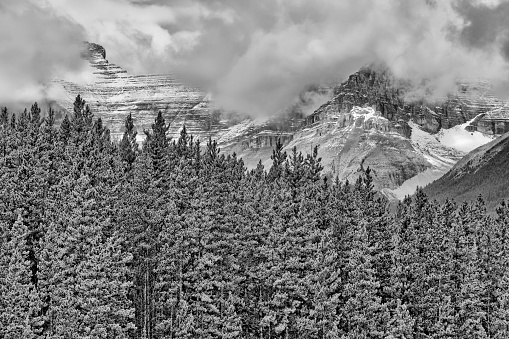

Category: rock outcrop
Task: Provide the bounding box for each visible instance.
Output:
[288,107,432,190]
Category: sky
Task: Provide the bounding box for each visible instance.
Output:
[2,0,509,116]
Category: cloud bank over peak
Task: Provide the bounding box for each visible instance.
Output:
[5,0,509,116]
[0,0,87,107]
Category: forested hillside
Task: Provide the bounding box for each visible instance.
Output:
[424,132,509,211]
[2,96,509,338]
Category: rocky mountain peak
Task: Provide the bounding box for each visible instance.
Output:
[309,66,509,137]
[81,41,106,61]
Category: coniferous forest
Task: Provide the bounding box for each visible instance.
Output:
[2,96,509,339]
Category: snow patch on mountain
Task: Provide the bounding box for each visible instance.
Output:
[385,122,461,199]
[409,122,461,169]
[386,119,494,199]
[437,115,495,153]
[350,106,388,123]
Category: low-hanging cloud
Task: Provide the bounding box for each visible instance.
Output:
[9,0,509,116]
[0,0,87,108]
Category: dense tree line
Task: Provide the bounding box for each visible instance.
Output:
[1,96,509,338]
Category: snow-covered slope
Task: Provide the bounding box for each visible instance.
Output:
[387,122,464,199]
[386,117,495,199]
[437,115,494,153]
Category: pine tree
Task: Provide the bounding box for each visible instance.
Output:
[386,300,414,339]
[424,198,457,337]
[10,113,16,129]
[59,114,71,142]
[39,175,135,338]
[30,102,41,125]
[339,173,390,338]
[454,202,488,338]
[143,111,169,178]
[70,95,93,142]
[1,107,8,126]
[45,108,55,127]
[120,113,138,170]
[267,138,287,182]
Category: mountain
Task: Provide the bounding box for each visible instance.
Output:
[307,67,509,135]
[49,42,220,141]
[269,68,502,194]
[424,132,509,210]
[46,42,509,196]
[48,42,320,146]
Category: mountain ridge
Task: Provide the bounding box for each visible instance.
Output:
[424,131,509,210]
[46,42,509,195]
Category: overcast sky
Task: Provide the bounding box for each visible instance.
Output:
[2,0,509,115]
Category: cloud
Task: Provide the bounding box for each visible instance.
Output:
[0,0,86,107]
[209,0,509,113]
[6,0,509,115]
[452,0,509,58]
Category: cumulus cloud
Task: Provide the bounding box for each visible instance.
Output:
[5,0,509,115]
[0,0,86,107]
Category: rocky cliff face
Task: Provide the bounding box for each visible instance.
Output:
[283,67,508,194]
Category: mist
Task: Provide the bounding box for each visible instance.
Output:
[6,0,509,116]
[0,0,87,109]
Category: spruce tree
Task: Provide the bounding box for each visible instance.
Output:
[144,111,169,178]
[10,113,16,129]
[59,114,71,142]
